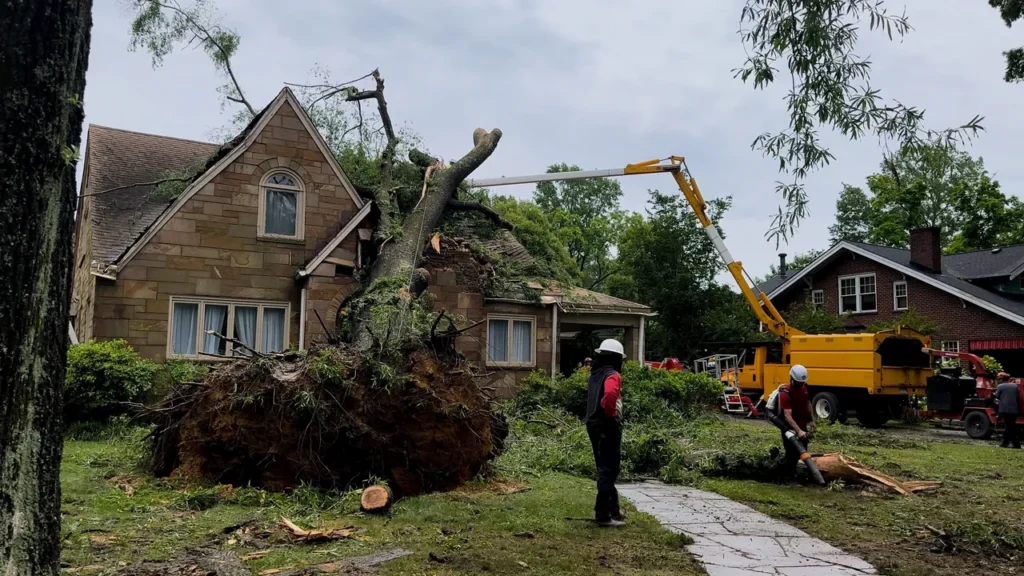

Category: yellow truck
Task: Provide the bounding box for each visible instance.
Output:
[468,156,935,427]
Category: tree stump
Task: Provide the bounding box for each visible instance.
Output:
[360,485,393,513]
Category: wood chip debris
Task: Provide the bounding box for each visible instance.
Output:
[279,517,360,542]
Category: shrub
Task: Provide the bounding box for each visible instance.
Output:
[65,340,159,423]
[501,364,725,482]
[508,361,723,423]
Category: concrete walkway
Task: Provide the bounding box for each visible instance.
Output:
[619,481,876,575]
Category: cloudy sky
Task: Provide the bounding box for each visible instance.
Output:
[81,0,1023,282]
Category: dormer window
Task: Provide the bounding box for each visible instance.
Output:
[259,170,304,240]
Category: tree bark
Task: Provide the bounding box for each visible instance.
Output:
[0,1,93,574]
[354,129,501,349]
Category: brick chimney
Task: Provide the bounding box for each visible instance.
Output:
[910,227,941,272]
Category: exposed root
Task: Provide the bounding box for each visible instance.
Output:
[146,344,507,495]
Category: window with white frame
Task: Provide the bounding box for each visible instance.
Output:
[940,340,960,368]
[486,315,535,367]
[258,170,304,240]
[811,290,825,307]
[838,273,877,313]
[893,280,908,311]
[168,297,289,358]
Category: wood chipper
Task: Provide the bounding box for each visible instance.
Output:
[468,157,934,427]
[918,348,1024,439]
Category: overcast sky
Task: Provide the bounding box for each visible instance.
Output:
[81,0,1023,283]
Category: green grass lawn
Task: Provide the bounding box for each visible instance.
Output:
[692,418,1024,576]
[60,435,702,575]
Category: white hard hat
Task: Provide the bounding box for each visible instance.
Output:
[789,364,808,383]
[595,339,625,357]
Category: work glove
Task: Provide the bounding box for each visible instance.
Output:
[615,398,623,423]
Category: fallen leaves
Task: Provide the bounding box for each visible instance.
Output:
[279,517,361,543]
[88,533,117,549]
[107,475,141,498]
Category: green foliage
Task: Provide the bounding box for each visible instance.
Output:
[989,0,1024,82]
[865,308,942,336]
[785,296,848,334]
[488,195,581,286]
[829,142,1024,252]
[738,0,983,243]
[152,162,207,201]
[163,359,209,383]
[982,355,1004,373]
[306,348,350,385]
[828,184,871,244]
[533,164,627,290]
[65,340,159,423]
[509,363,724,426]
[61,145,80,166]
[339,275,437,355]
[129,0,253,126]
[611,191,752,358]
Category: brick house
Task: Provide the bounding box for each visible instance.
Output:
[71,87,651,397]
[759,228,1024,374]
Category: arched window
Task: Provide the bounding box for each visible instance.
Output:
[259,170,304,240]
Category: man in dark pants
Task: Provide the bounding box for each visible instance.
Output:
[993,372,1021,449]
[585,339,625,527]
[766,365,816,478]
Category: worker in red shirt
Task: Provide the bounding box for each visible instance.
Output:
[773,365,816,478]
[585,339,625,527]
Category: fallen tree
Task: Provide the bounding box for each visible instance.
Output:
[125,2,516,495]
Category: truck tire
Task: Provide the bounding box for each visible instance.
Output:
[812,392,841,424]
[964,411,994,440]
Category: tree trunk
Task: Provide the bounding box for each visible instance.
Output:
[0,1,93,574]
[359,484,392,513]
[354,128,501,349]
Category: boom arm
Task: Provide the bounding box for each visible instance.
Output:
[467,157,801,340]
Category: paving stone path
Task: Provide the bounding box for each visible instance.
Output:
[619,481,876,575]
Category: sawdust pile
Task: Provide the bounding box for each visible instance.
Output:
[148,345,505,495]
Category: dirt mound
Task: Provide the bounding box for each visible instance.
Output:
[149,346,504,495]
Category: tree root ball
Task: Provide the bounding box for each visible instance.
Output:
[147,346,506,496]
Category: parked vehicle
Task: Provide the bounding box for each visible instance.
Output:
[917,348,1024,439]
[469,157,934,427]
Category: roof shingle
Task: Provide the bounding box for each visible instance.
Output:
[85,125,218,265]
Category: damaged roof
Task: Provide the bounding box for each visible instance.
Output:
[481,230,535,265]
[84,125,218,265]
[536,283,654,315]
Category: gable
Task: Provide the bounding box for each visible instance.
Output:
[112,87,363,273]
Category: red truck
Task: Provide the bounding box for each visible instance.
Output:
[919,348,1023,439]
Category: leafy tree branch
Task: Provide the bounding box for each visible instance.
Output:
[738,0,984,244]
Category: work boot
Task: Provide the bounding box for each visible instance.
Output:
[596,519,626,528]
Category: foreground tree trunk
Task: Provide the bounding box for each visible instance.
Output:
[0,1,93,574]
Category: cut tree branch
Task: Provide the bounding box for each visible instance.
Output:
[81,176,193,197]
[446,200,514,230]
[344,69,395,147]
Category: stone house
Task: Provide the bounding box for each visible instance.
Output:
[71,87,652,397]
[759,228,1024,375]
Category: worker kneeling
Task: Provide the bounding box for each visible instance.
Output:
[585,339,626,527]
[766,365,823,484]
